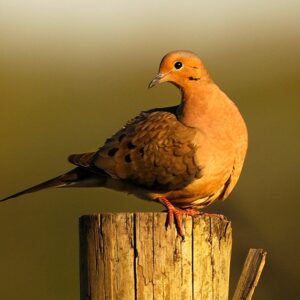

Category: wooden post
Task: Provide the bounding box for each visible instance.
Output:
[233,248,267,300]
[79,212,232,300]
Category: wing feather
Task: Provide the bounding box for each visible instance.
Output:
[89,107,203,190]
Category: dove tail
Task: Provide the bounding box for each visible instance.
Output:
[0,176,65,202]
[0,167,101,202]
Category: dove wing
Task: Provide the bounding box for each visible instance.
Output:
[68,107,202,191]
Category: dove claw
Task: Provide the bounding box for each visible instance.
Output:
[159,197,201,237]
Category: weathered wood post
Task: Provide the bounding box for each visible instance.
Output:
[79,212,232,300]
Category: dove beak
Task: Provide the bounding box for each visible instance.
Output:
[148,73,168,88]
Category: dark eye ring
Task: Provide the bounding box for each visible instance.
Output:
[174,61,183,69]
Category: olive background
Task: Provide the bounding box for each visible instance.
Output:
[0,1,299,299]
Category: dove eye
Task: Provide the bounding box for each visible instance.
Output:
[174,61,183,69]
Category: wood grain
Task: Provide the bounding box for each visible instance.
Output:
[80,212,232,300]
[233,248,267,300]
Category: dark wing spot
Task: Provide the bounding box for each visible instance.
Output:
[139,147,144,157]
[125,154,131,163]
[105,137,114,143]
[108,148,119,157]
[118,134,126,142]
[127,141,136,149]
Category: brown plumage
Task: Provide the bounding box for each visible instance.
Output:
[1,50,248,236]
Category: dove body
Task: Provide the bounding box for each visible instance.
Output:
[126,81,248,209]
[1,51,248,221]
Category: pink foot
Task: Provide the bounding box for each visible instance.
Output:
[158,197,200,237]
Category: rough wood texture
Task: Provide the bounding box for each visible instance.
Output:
[79,212,232,300]
[233,248,267,300]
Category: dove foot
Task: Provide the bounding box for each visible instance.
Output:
[158,197,200,237]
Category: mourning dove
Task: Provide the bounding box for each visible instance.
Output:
[1,50,248,236]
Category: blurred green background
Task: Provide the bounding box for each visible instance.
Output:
[0,1,299,299]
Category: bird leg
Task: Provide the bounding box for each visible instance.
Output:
[158,197,200,237]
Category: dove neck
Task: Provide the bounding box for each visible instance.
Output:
[177,83,219,128]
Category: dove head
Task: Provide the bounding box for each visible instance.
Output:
[149,50,211,89]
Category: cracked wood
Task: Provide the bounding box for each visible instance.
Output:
[79,212,232,300]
